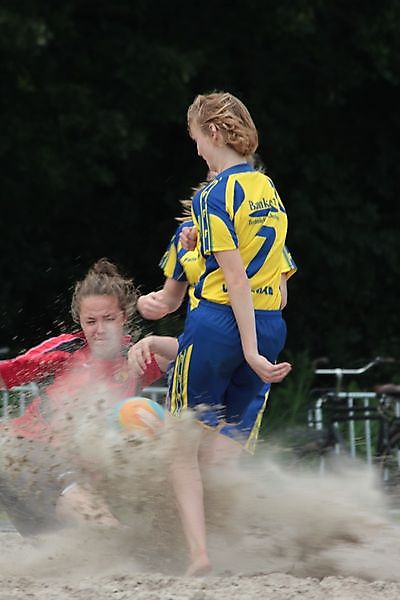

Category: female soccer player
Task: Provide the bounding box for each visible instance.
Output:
[131,94,290,574]
[152,91,292,575]
[0,258,168,535]
[136,202,297,455]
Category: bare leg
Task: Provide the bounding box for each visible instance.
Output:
[169,420,211,576]
[169,422,243,575]
[199,430,245,548]
[55,483,120,527]
[199,429,243,469]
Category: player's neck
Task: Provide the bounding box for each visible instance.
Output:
[214,148,247,174]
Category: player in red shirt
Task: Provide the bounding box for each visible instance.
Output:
[0,258,168,535]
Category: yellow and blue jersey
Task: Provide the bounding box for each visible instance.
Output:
[191,163,288,310]
[159,221,204,309]
[163,182,296,452]
[281,245,297,280]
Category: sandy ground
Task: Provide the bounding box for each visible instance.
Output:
[1,538,400,600]
[1,513,400,600]
[2,400,400,599]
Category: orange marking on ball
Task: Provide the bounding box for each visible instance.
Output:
[114,397,165,438]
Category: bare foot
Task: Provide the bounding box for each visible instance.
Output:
[185,553,212,577]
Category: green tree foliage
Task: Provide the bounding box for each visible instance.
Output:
[0,0,399,363]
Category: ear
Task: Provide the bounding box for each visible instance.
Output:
[208,123,218,138]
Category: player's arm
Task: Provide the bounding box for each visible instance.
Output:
[214,249,291,384]
[137,279,188,320]
[159,278,189,313]
[138,221,192,320]
[137,291,169,320]
[0,335,81,388]
[279,273,288,310]
[153,354,172,375]
[0,351,66,388]
[128,336,179,376]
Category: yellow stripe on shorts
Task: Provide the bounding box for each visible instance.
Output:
[170,344,193,415]
[244,388,270,454]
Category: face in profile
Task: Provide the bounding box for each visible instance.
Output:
[79,295,126,358]
[189,121,218,172]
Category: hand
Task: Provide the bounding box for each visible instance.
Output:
[128,338,154,375]
[180,226,197,251]
[245,353,292,383]
[137,292,170,320]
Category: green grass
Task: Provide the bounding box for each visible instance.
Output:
[260,349,315,437]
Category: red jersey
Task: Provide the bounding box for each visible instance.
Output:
[0,332,163,442]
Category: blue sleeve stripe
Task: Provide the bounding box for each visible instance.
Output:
[172,263,186,280]
[233,180,245,214]
[199,187,212,254]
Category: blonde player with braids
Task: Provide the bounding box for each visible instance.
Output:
[135,92,292,575]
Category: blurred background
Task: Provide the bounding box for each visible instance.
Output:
[1,1,399,406]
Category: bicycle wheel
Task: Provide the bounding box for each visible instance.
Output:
[379,429,400,505]
[274,425,337,471]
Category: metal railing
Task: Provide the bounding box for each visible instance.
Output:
[306,357,400,470]
[307,391,388,466]
[1,384,40,419]
[0,385,169,420]
[141,386,168,405]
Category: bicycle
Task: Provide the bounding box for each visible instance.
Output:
[372,385,400,501]
[297,357,399,479]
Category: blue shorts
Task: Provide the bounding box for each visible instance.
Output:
[169,299,286,446]
[220,383,270,453]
